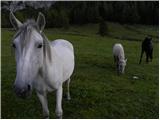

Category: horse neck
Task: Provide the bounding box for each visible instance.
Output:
[119,54,125,60]
[43,42,53,66]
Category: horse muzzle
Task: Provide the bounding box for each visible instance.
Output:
[13,84,32,99]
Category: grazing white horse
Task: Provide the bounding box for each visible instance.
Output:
[10,12,75,118]
[113,43,127,74]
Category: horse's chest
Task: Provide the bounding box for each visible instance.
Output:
[45,65,63,89]
[34,77,59,93]
[34,67,63,93]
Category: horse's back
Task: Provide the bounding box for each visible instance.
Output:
[51,39,74,52]
[51,39,74,82]
[113,43,124,57]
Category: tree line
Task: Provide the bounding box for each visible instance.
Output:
[1,1,159,28]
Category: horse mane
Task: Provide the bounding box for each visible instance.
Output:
[12,19,52,61]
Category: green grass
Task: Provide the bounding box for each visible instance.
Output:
[1,22,159,118]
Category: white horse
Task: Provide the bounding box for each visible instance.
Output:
[10,12,75,118]
[113,43,127,74]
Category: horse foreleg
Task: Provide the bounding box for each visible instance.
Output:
[55,86,63,119]
[146,52,149,63]
[113,56,116,63]
[150,48,153,62]
[116,62,120,75]
[66,78,71,100]
[37,92,49,119]
[139,50,144,64]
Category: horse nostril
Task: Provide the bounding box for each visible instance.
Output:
[28,84,31,91]
[20,89,25,94]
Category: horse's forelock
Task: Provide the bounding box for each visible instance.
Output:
[12,19,52,61]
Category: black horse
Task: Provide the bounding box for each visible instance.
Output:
[139,36,153,64]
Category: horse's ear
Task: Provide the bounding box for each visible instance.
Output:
[37,12,46,33]
[10,12,23,30]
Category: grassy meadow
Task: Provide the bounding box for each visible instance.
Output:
[1,22,159,118]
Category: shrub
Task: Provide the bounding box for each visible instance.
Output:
[98,18,108,36]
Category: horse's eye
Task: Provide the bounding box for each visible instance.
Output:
[12,43,16,48]
[37,43,43,48]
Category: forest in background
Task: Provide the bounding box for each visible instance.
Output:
[1,1,159,28]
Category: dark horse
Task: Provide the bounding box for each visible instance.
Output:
[139,36,153,64]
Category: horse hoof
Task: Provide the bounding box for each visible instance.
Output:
[56,115,62,119]
[55,111,63,119]
[67,97,71,101]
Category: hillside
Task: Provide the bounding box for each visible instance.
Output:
[45,22,158,42]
